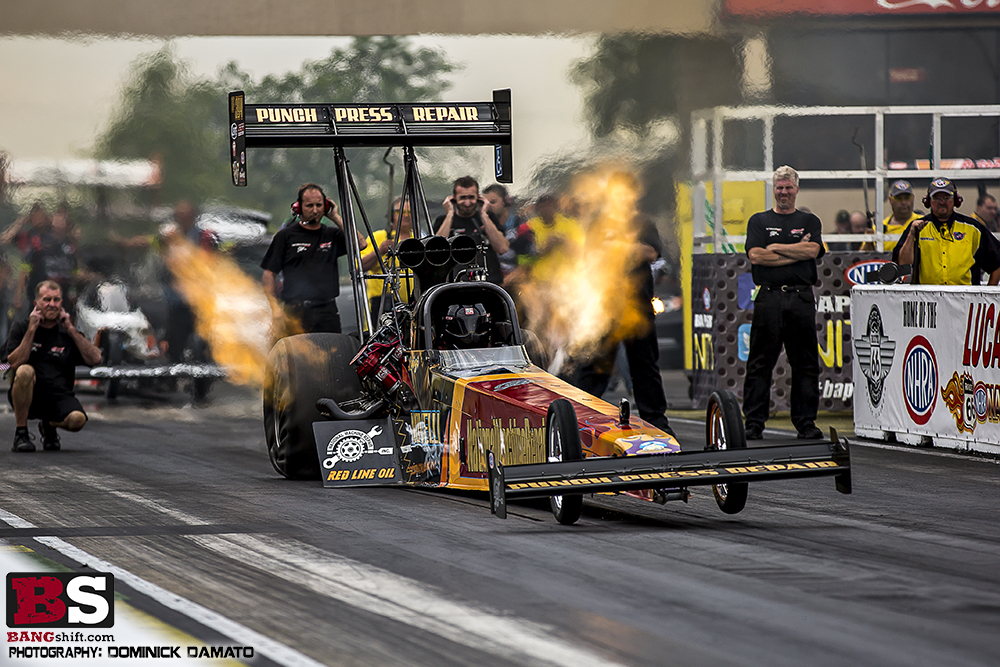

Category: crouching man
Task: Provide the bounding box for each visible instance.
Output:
[4,280,102,452]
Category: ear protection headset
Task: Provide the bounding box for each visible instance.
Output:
[291,183,335,217]
[922,179,963,209]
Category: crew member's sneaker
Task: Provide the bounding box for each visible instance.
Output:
[39,422,61,451]
[745,425,764,440]
[797,425,824,440]
[12,428,35,453]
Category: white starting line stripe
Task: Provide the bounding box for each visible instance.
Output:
[0,507,326,667]
[3,482,626,667]
[189,532,625,667]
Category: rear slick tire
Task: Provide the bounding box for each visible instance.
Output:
[263,333,362,480]
[546,399,584,525]
[705,390,749,515]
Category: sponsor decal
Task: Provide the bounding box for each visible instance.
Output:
[738,323,752,361]
[322,424,390,469]
[400,411,442,484]
[693,313,713,329]
[902,300,938,328]
[464,418,545,473]
[230,93,243,121]
[325,467,396,481]
[410,106,480,122]
[854,305,896,411]
[902,335,938,425]
[820,380,854,401]
[953,231,965,240]
[230,122,238,139]
[507,460,841,490]
[255,107,319,123]
[702,287,711,311]
[614,433,679,454]
[962,302,1000,369]
[845,259,890,286]
[332,106,393,123]
[6,573,114,628]
[941,372,1000,434]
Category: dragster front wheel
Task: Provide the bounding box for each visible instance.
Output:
[547,399,584,525]
[705,390,749,514]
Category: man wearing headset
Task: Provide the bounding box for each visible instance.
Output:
[261,183,367,336]
[893,178,1000,286]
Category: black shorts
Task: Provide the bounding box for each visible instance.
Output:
[7,386,86,423]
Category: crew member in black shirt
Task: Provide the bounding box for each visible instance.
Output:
[573,172,676,438]
[261,183,366,336]
[434,176,510,285]
[743,166,824,440]
[4,280,102,452]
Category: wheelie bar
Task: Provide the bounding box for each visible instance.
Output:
[486,429,851,520]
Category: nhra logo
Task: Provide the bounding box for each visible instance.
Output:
[902,335,938,425]
[854,305,896,411]
[6,573,114,628]
[844,260,889,286]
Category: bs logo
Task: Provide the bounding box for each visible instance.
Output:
[6,573,114,628]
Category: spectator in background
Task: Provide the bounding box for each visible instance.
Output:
[974,193,998,234]
[1,201,50,255]
[572,173,676,438]
[849,210,875,251]
[827,209,852,251]
[360,196,414,323]
[16,202,82,316]
[883,180,921,252]
[893,178,1000,286]
[434,176,509,285]
[515,193,585,277]
[483,183,525,278]
[113,201,219,359]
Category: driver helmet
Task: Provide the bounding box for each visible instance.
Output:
[443,303,492,348]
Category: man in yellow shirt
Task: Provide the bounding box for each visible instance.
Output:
[360,197,415,323]
[882,180,921,252]
[516,194,584,281]
[893,178,1000,286]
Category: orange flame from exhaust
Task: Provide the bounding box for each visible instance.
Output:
[517,166,650,364]
[163,238,279,389]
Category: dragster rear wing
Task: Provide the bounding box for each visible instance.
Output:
[228,89,513,184]
[486,432,852,519]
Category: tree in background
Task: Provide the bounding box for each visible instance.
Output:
[532,34,742,216]
[96,46,223,206]
[239,36,459,224]
[95,37,458,229]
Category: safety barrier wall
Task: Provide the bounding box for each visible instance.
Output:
[852,285,1000,455]
[690,250,891,412]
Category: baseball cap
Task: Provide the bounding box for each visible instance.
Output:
[927,177,958,197]
[889,180,913,198]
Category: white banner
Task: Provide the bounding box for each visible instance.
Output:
[852,285,1000,453]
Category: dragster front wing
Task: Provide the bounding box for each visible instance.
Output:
[486,430,851,519]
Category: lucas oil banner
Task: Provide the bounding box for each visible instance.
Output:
[851,285,1000,454]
